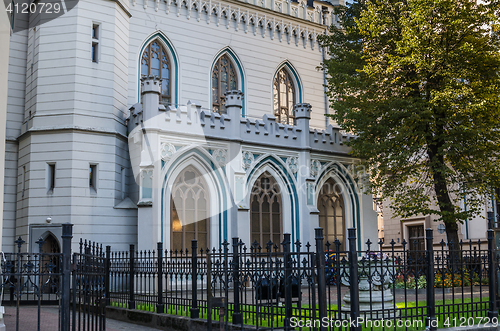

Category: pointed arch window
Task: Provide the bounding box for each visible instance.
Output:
[141,39,172,105]
[171,167,209,251]
[212,54,238,114]
[273,67,296,125]
[318,178,345,249]
[250,173,282,248]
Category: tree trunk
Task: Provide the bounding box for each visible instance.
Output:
[444,221,460,271]
[426,137,461,270]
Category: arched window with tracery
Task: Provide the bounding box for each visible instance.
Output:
[141,39,172,105]
[212,54,238,114]
[273,67,296,125]
[171,167,209,251]
[250,173,282,247]
[318,178,345,249]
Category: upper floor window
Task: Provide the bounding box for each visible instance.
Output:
[273,67,296,125]
[91,23,100,63]
[141,39,171,105]
[212,54,238,114]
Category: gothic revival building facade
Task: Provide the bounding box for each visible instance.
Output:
[4,0,378,253]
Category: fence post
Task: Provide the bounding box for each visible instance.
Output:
[315,228,326,329]
[129,244,135,310]
[488,230,498,320]
[61,223,73,331]
[190,239,200,318]
[425,228,437,330]
[157,242,164,314]
[105,245,111,306]
[232,237,242,325]
[282,233,292,330]
[347,228,361,331]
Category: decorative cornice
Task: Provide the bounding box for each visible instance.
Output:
[18,126,128,141]
[132,0,336,50]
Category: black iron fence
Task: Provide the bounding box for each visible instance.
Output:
[1,226,499,331]
[105,228,500,330]
[0,224,106,331]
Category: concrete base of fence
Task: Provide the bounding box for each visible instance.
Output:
[106,307,271,331]
[437,325,499,331]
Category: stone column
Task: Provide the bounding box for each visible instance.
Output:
[294,103,312,148]
[294,103,314,243]
[141,75,161,122]
[137,76,161,251]
[224,90,244,238]
[225,90,243,132]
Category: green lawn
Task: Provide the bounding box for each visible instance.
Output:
[110,297,491,330]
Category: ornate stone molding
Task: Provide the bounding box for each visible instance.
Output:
[213,148,228,166]
[242,150,254,169]
[161,143,177,161]
[310,159,321,177]
[286,156,298,174]
[133,0,330,51]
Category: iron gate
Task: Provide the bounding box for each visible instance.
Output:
[71,239,106,331]
[0,224,106,331]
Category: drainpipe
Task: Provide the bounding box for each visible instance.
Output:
[322,6,330,128]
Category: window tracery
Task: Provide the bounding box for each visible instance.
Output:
[212,54,238,113]
[141,39,172,105]
[171,167,209,250]
[273,67,296,125]
[250,173,282,248]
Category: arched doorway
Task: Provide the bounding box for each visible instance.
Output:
[317,178,345,249]
[250,172,282,249]
[40,233,60,294]
[170,166,210,251]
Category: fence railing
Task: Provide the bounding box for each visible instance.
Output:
[106,228,500,331]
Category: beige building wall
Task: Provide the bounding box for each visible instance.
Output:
[381,197,489,251]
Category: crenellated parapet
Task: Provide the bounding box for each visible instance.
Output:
[128,87,352,155]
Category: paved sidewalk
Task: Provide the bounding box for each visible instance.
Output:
[3,306,160,331]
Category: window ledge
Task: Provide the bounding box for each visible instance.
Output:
[114,197,138,209]
[137,200,153,207]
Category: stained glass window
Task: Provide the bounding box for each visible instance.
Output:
[273,68,296,125]
[212,54,238,114]
[250,173,282,249]
[141,40,171,105]
[318,178,345,249]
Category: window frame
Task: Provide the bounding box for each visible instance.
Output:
[211,53,239,114]
[47,163,56,194]
[250,172,283,249]
[317,179,345,250]
[91,23,100,63]
[89,163,98,193]
[140,39,173,106]
[170,167,210,251]
[273,67,296,125]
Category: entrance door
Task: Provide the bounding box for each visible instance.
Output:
[408,225,425,266]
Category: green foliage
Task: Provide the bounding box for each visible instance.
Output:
[319,0,500,241]
[416,275,427,289]
[394,275,427,289]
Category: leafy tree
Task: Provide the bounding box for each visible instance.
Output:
[319,0,500,250]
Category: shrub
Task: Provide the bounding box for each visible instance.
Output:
[417,275,426,289]
[434,269,471,288]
